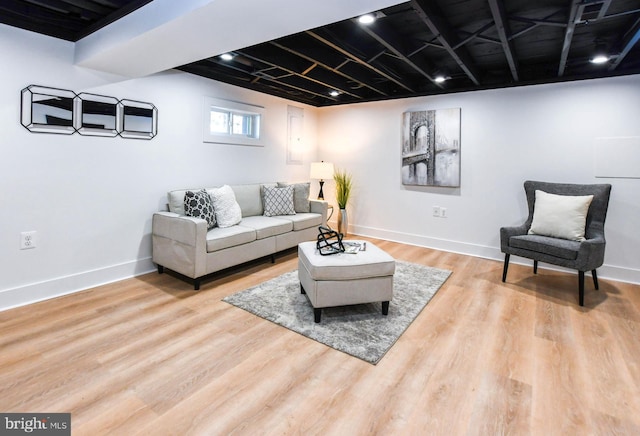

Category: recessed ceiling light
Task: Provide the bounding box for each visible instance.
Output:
[329,90,340,97]
[590,54,610,64]
[434,75,447,83]
[220,53,233,61]
[358,14,375,25]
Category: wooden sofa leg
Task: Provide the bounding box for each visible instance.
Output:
[157,265,164,274]
[533,260,538,274]
[592,269,599,290]
[194,279,201,291]
[578,271,585,306]
[502,254,510,282]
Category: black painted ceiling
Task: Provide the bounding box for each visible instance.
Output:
[0,0,153,41]
[3,0,640,107]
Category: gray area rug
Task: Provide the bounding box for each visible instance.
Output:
[223,261,451,364]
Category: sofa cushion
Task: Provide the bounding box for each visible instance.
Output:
[231,184,265,217]
[263,185,296,216]
[528,190,593,241]
[510,234,580,260]
[206,225,256,252]
[277,182,310,213]
[278,212,322,231]
[210,185,243,228]
[183,189,216,229]
[238,216,293,239]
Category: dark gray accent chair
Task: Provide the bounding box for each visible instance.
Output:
[500,181,612,306]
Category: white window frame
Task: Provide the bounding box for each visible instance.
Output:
[203,97,265,146]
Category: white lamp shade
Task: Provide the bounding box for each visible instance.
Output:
[310,162,334,180]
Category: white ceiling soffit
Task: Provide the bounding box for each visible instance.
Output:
[75,0,405,78]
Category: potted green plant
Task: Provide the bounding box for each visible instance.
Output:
[334,168,353,236]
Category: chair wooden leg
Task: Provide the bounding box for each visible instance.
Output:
[502,254,510,282]
[578,271,585,306]
[592,269,599,290]
[533,260,538,274]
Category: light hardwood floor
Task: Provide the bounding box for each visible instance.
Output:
[1,238,639,435]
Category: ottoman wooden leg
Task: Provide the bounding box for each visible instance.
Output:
[300,283,306,294]
[314,308,322,323]
[382,301,389,315]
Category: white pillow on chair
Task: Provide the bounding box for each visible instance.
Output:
[528,190,594,241]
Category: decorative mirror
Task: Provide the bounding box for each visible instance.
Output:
[118,99,157,139]
[21,85,76,134]
[75,93,119,137]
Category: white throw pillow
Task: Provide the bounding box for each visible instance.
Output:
[210,185,242,228]
[528,190,594,241]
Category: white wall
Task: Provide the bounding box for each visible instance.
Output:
[317,75,640,283]
[0,24,319,310]
[2,23,638,312]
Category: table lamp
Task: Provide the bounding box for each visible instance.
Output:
[309,161,334,200]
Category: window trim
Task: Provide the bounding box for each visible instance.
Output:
[203,97,265,146]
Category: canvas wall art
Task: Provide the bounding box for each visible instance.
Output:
[402,108,460,187]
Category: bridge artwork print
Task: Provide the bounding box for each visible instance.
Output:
[402,108,461,187]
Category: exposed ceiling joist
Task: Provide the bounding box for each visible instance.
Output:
[609,17,640,71]
[558,0,583,77]
[270,41,389,97]
[510,10,565,40]
[204,57,338,103]
[454,21,495,50]
[235,50,364,99]
[488,0,518,81]
[410,0,481,85]
[306,29,415,93]
[358,20,443,87]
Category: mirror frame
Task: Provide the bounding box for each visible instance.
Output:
[118,99,158,139]
[21,85,77,134]
[75,92,120,137]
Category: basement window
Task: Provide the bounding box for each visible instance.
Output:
[203,97,265,146]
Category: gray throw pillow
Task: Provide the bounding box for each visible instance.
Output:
[263,185,296,216]
[277,182,310,213]
[184,189,216,229]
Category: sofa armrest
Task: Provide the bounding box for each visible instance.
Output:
[309,200,328,227]
[152,212,208,246]
[152,212,208,278]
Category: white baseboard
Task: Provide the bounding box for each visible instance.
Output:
[3,226,638,313]
[0,257,156,312]
[350,224,640,285]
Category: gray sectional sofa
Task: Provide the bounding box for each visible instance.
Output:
[152,183,327,289]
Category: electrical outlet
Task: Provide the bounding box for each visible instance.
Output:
[432,206,441,217]
[20,231,37,250]
[440,207,447,218]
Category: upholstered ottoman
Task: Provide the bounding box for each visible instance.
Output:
[297,241,396,323]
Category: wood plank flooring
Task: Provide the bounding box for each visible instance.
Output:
[1,237,639,435]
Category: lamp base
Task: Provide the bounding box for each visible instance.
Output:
[317,180,325,200]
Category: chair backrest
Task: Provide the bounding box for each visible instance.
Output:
[523,180,612,239]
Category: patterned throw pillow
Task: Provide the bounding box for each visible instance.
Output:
[184,189,216,229]
[263,185,296,216]
[210,185,243,228]
[277,182,310,213]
